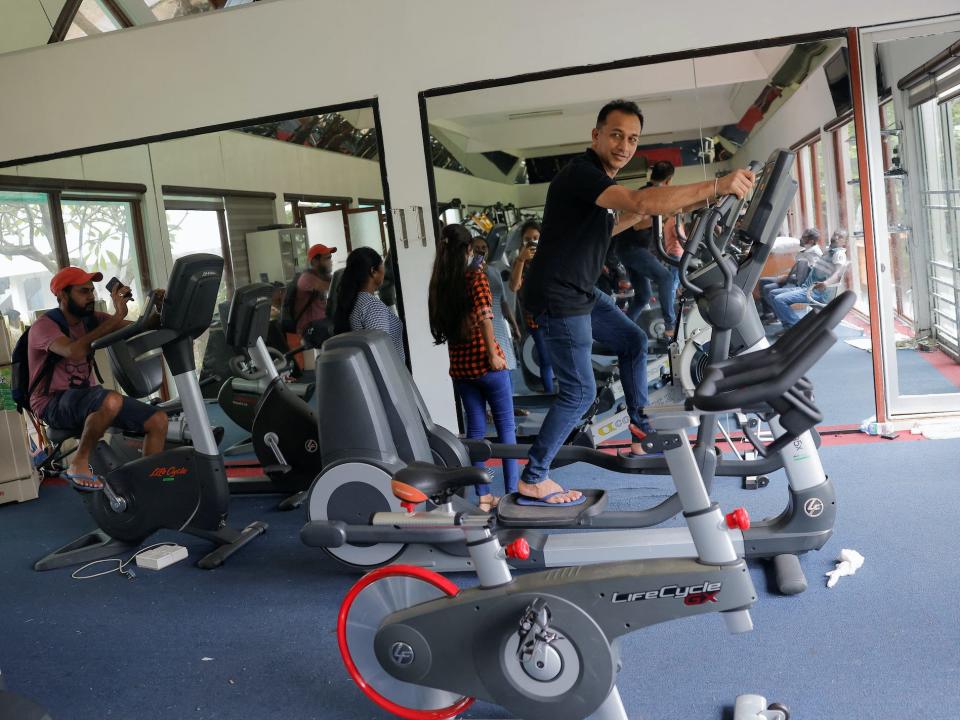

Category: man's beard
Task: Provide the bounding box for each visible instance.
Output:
[67,297,95,317]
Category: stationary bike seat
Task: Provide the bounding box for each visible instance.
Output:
[391,462,490,503]
[496,489,607,528]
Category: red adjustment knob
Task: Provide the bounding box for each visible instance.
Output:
[400,501,417,513]
[725,507,750,530]
[505,538,531,560]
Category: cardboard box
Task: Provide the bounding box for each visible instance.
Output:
[0,408,38,505]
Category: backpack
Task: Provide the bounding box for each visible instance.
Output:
[280,272,319,334]
[10,309,99,414]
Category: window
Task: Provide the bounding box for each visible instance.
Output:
[64,0,124,40]
[164,204,232,371]
[0,185,151,336]
[164,207,231,307]
[63,198,147,320]
[0,192,58,332]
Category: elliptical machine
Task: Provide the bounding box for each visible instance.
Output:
[333,292,852,720]
[34,254,267,571]
[301,150,835,595]
[220,282,320,508]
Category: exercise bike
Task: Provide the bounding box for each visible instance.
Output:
[333,293,850,720]
[34,254,267,571]
[219,282,321,509]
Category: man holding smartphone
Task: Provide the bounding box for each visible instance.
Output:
[26,268,168,492]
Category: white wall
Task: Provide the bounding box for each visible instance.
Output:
[2,1,958,426]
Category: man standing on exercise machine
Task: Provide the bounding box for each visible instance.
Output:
[518,99,755,505]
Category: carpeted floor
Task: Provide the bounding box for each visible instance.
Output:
[1,433,958,720]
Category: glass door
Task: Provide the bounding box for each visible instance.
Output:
[858,15,960,418]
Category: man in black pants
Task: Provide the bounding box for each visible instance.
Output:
[616,160,679,337]
[518,100,755,505]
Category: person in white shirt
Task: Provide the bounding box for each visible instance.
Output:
[331,247,406,363]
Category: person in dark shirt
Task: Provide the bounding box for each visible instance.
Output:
[616,160,679,335]
[518,99,755,505]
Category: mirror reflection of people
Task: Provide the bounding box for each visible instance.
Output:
[518,99,755,505]
[757,228,822,322]
[617,160,678,337]
[332,247,406,362]
[769,229,848,330]
[509,220,555,394]
[471,235,528,417]
[27,268,168,491]
[429,224,518,512]
[293,243,335,337]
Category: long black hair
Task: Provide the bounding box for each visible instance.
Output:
[333,246,383,334]
[428,223,474,345]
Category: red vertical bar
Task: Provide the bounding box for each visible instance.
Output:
[848,27,889,423]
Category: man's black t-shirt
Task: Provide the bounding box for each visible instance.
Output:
[522,148,617,317]
[615,224,653,252]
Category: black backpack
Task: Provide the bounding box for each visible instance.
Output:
[10,309,99,414]
[279,272,319,334]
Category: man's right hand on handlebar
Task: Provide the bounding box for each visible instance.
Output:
[718,168,756,199]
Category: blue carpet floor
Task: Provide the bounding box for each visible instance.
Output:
[1,434,959,720]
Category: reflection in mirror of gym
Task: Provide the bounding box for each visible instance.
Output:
[2,6,960,720]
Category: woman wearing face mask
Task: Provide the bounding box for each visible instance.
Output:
[509,219,555,394]
[429,224,519,512]
[333,247,406,362]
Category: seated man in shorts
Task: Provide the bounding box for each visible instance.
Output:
[27,267,168,491]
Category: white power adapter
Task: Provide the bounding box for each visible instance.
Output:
[135,544,188,571]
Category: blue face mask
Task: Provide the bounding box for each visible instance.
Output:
[469,254,484,270]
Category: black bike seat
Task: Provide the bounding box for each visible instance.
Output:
[392,462,489,503]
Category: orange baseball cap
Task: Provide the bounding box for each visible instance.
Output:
[50,267,103,295]
[307,244,337,262]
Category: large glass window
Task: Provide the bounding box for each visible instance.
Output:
[0,192,58,332]
[165,206,231,370]
[63,198,146,320]
[165,208,231,306]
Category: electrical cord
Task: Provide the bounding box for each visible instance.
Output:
[70,543,181,581]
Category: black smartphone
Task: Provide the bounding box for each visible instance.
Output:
[106,276,133,301]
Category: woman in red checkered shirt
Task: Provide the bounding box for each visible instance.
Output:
[428,224,519,512]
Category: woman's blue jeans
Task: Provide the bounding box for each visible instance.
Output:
[454,369,519,496]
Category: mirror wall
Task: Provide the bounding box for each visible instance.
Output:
[423,36,899,438]
[0,103,397,432]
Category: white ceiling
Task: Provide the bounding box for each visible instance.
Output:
[427,46,793,158]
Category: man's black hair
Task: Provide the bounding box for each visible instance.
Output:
[596,100,644,129]
[650,160,675,183]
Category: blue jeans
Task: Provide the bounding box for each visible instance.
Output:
[668,254,682,302]
[757,277,782,315]
[769,285,826,328]
[618,243,675,327]
[523,289,648,484]
[454,369,519,496]
[529,325,554,393]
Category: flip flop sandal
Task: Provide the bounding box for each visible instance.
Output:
[62,471,104,493]
[515,492,587,507]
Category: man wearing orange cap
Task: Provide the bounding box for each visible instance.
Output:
[292,243,336,337]
[26,268,168,491]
